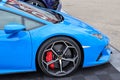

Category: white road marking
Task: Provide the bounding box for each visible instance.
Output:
[110,46,120,72]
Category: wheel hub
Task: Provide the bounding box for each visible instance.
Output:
[58,56,62,60]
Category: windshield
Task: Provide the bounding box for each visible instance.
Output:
[6,0,62,23]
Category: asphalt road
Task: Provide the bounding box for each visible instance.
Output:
[62,0,120,51]
[0,63,119,80]
[0,46,120,80]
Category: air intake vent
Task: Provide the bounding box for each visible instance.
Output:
[96,52,102,61]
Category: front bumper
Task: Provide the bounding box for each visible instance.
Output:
[96,45,111,63]
[83,44,112,68]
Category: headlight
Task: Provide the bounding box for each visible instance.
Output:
[92,33,103,39]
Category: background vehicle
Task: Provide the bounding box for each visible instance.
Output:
[20,0,62,11]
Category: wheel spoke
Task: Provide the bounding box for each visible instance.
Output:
[59,60,63,72]
[44,48,59,57]
[42,58,58,66]
[47,58,58,65]
[51,42,60,57]
[63,41,68,46]
[61,45,76,57]
[42,60,49,70]
[62,58,74,62]
[51,42,55,49]
[62,56,78,65]
[51,48,59,57]
[44,49,52,52]
[61,46,68,56]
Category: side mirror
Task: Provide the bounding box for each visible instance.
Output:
[4,23,25,34]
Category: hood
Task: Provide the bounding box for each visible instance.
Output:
[60,12,101,34]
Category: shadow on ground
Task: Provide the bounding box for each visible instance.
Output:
[0,63,120,80]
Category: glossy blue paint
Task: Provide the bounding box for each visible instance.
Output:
[4,23,25,34]
[0,0,111,74]
[0,30,32,70]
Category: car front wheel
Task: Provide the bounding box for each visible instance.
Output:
[37,36,82,77]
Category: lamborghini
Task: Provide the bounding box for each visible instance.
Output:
[0,0,111,77]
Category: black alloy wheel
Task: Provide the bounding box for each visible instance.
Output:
[37,36,82,77]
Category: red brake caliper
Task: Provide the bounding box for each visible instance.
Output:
[46,51,55,70]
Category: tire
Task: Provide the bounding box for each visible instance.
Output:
[37,36,82,77]
[26,0,46,8]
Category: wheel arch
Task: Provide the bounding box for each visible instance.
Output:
[35,35,84,71]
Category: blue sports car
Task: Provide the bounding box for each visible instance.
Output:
[0,0,111,77]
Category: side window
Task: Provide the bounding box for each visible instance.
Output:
[0,10,22,29]
[24,18,45,30]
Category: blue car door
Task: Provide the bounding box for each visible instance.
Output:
[0,10,32,69]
